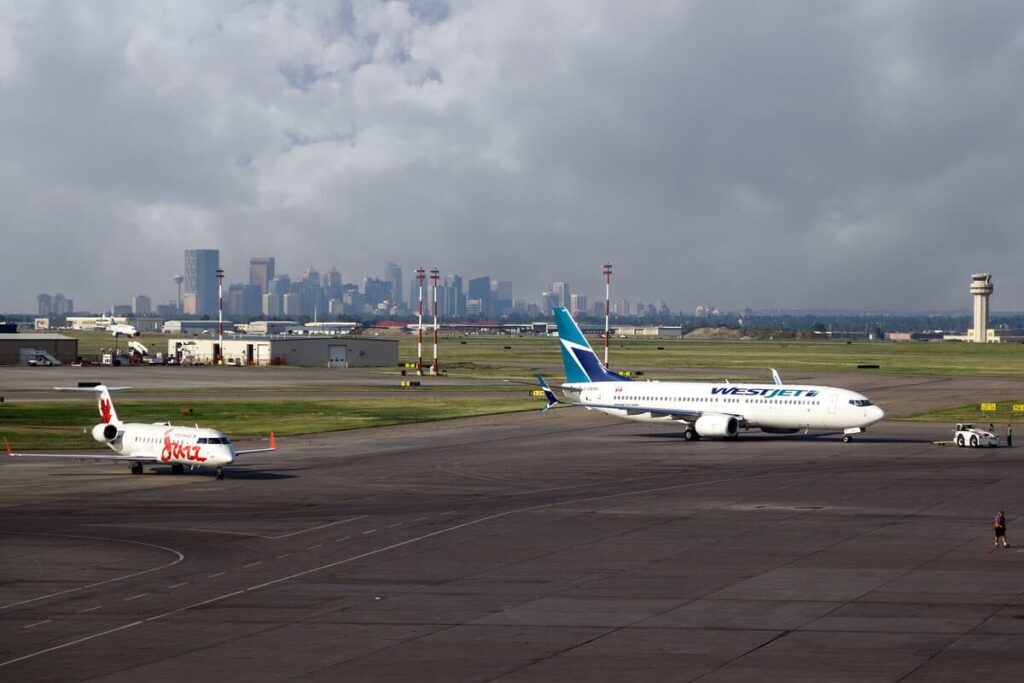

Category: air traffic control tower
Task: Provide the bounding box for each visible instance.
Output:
[970,273,993,343]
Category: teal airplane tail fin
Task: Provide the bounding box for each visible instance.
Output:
[553,308,627,383]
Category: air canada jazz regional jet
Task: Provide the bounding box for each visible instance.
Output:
[538,308,884,442]
[3,384,275,479]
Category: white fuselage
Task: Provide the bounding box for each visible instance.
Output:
[564,381,884,432]
[101,423,236,467]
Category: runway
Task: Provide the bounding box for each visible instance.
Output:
[3,405,1024,681]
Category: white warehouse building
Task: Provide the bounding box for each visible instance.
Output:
[167,336,398,368]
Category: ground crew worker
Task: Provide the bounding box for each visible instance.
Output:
[995,510,1010,548]
[1008,424,1013,448]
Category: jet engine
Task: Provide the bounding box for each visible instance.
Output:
[695,414,739,438]
[91,423,122,443]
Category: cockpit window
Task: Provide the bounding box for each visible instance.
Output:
[849,399,873,407]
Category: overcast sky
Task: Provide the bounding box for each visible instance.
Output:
[3,1,1023,314]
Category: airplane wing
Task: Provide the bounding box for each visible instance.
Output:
[4,438,159,461]
[234,433,276,456]
[564,399,708,422]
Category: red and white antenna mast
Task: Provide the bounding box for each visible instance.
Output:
[603,262,612,368]
[430,269,440,375]
[216,266,225,364]
[415,267,425,374]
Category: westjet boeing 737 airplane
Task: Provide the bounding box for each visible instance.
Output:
[538,308,884,442]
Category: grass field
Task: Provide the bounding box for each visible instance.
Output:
[396,335,1024,378]
[0,395,541,450]
[62,330,1024,378]
[894,402,1024,424]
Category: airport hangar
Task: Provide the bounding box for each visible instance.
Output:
[167,334,398,367]
[0,333,77,365]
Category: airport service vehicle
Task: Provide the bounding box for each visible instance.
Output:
[954,423,999,448]
[538,308,885,442]
[3,384,275,479]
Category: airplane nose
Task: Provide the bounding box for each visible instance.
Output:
[871,406,885,423]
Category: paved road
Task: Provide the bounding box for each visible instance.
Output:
[3,406,1024,681]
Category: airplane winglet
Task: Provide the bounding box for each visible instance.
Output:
[536,375,560,413]
[771,368,782,385]
[270,432,276,450]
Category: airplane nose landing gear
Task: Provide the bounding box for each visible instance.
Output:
[215,467,225,480]
[130,463,144,475]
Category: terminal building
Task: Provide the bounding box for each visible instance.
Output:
[167,335,397,368]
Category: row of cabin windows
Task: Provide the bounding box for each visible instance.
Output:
[609,396,821,406]
[131,436,232,444]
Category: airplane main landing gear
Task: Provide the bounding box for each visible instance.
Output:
[842,435,853,443]
[130,463,144,475]
[215,467,225,480]
[683,428,699,441]
[171,464,184,474]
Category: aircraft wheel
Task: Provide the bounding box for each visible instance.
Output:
[171,464,184,475]
[130,463,143,475]
[842,435,852,443]
[683,428,697,442]
[215,468,225,480]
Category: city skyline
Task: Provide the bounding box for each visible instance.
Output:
[3,4,1024,313]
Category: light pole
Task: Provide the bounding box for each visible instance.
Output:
[216,267,224,364]
[416,267,425,374]
[603,263,612,368]
[430,268,440,375]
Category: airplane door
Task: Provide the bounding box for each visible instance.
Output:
[827,394,837,414]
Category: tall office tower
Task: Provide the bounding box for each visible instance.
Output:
[385,262,403,305]
[970,273,994,343]
[268,274,291,296]
[323,267,342,290]
[441,274,465,317]
[249,257,275,294]
[570,294,588,317]
[52,293,72,315]
[363,278,391,307]
[131,295,152,315]
[551,281,570,309]
[467,276,492,317]
[491,280,513,317]
[184,249,220,317]
[37,294,52,316]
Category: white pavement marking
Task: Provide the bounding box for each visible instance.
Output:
[414,517,427,522]
[207,572,226,578]
[145,591,245,622]
[24,620,50,630]
[243,562,262,569]
[124,593,148,602]
[335,537,350,543]
[76,606,102,614]
[167,582,189,590]
[84,524,271,539]
[305,544,322,550]
[275,554,291,559]
[0,621,144,667]
[362,529,377,536]
[269,516,367,539]
[0,471,787,669]
[0,533,185,612]
[388,523,403,528]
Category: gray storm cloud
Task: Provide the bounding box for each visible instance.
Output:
[2,1,1023,313]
